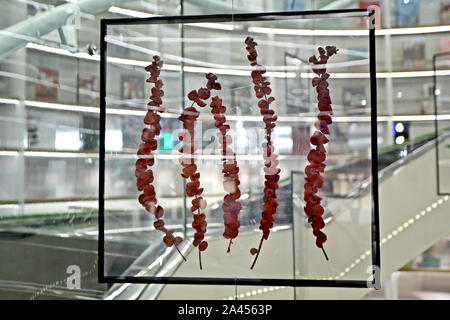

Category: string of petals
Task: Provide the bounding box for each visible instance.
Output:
[245,37,281,270]
[136,55,186,261]
[304,46,338,261]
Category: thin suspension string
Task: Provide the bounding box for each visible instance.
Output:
[231,0,234,29]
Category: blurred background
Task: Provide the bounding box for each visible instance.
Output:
[0,0,449,300]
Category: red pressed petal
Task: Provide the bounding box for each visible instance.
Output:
[194,187,203,196]
[258,100,269,109]
[309,55,318,64]
[263,87,272,95]
[155,80,163,88]
[199,241,208,251]
[317,144,326,153]
[198,221,207,232]
[206,72,217,81]
[325,46,338,56]
[195,99,206,107]
[255,91,264,99]
[223,228,238,239]
[319,122,330,135]
[315,231,327,247]
[143,112,160,125]
[163,235,174,247]
[194,213,206,222]
[317,81,329,90]
[310,131,329,146]
[186,186,195,197]
[244,36,254,45]
[311,203,324,217]
[305,173,324,188]
[312,77,321,87]
[192,197,201,208]
[305,165,320,176]
[141,128,155,142]
[143,184,155,195]
[190,172,200,181]
[210,96,222,108]
[138,193,155,205]
[307,149,326,163]
[182,164,197,177]
[187,90,198,101]
[194,232,204,241]
[135,159,147,171]
[151,87,164,97]
[304,182,318,195]
[312,216,325,229]
[260,109,274,115]
[154,220,165,230]
[197,87,210,100]
[318,102,333,113]
[150,96,162,105]
[318,114,333,125]
[155,205,164,219]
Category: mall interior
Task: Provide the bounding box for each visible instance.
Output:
[0,0,449,300]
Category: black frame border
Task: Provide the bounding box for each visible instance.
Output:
[99,9,379,287]
[433,52,450,196]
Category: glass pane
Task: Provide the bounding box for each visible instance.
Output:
[103,11,375,284]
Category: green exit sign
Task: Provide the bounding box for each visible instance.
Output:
[159,132,173,150]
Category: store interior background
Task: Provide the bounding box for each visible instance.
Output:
[0,0,449,299]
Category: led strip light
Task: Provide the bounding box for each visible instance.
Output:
[223,195,449,300]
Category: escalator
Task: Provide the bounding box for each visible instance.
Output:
[0,132,448,299]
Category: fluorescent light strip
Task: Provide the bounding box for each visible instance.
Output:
[109,6,234,31]
[248,26,367,37]
[106,108,145,116]
[108,6,157,18]
[382,25,450,35]
[107,56,147,67]
[107,7,450,36]
[26,43,99,61]
[23,98,173,118]
[184,65,296,78]
[2,98,448,123]
[105,37,160,57]
[379,115,450,121]
[0,150,306,160]
[24,100,99,113]
[0,151,19,156]
[105,37,297,75]
[0,98,20,105]
[249,25,450,37]
[24,151,99,158]
[27,42,450,79]
[185,22,235,31]
[301,70,450,79]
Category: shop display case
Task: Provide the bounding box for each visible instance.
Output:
[99,9,380,287]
